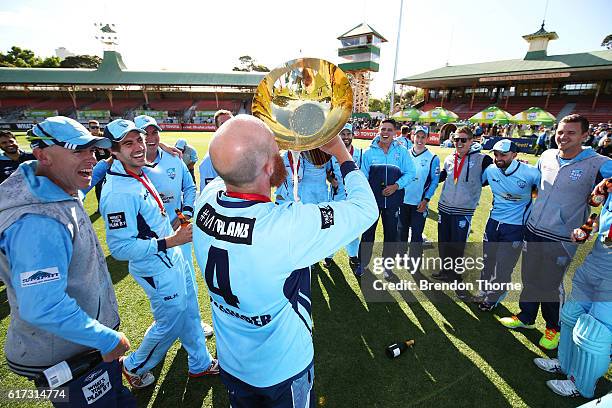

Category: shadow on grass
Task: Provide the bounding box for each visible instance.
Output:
[105,254,129,285]
[0,288,8,321]
[311,261,596,408]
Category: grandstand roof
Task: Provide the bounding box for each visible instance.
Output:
[397,49,612,88]
[0,51,265,87]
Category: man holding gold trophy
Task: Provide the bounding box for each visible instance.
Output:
[193,59,378,407]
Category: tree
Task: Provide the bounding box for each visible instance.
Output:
[60,55,102,68]
[369,98,384,112]
[602,34,612,50]
[38,56,61,68]
[232,55,269,72]
[0,46,59,68]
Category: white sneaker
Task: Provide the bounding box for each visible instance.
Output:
[201,321,214,338]
[533,357,562,374]
[546,379,581,397]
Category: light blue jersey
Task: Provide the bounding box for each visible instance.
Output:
[275,152,330,204]
[193,164,377,387]
[395,136,413,150]
[100,160,182,277]
[147,149,196,218]
[482,160,541,225]
[329,146,363,201]
[403,147,440,205]
[198,155,218,192]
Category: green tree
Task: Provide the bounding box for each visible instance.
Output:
[38,56,61,68]
[368,98,384,112]
[232,55,269,72]
[60,55,102,68]
[602,34,612,49]
[0,46,41,67]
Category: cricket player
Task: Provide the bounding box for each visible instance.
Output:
[478,139,540,311]
[100,119,218,388]
[193,115,377,406]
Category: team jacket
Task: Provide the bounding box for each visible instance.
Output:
[0,162,120,376]
[0,151,35,184]
[527,148,611,241]
[438,143,493,216]
[193,162,377,387]
[100,160,183,277]
[275,152,330,205]
[403,147,440,205]
[361,137,416,209]
[198,154,218,193]
[482,160,541,226]
[329,146,363,201]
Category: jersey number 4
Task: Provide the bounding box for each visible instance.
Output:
[204,246,240,308]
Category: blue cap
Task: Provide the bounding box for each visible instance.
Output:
[134,115,162,132]
[341,123,353,133]
[492,139,518,153]
[103,119,145,142]
[413,125,428,135]
[175,138,187,149]
[27,116,111,150]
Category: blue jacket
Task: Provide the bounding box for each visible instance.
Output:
[275,152,330,205]
[361,137,416,209]
[330,146,364,201]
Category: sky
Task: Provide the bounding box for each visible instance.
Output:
[0,0,610,98]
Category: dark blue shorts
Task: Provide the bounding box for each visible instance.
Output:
[220,362,314,408]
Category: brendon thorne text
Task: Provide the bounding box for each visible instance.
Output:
[372,279,523,292]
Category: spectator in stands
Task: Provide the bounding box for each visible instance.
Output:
[198,110,234,191]
[596,136,612,158]
[175,138,198,182]
[596,125,609,148]
[0,130,35,184]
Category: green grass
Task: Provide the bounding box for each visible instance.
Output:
[0,133,609,407]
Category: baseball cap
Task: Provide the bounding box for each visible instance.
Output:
[175,138,187,149]
[413,125,428,135]
[103,119,145,142]
[27,116,111,150]
[492,139,518,153]
[341,123,353,133]
[134,115,162,132]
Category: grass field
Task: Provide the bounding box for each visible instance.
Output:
[0,132,609,407]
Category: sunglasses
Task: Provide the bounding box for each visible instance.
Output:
[453,137,468,143]
[90,126,100,129]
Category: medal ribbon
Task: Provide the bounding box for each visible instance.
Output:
[125,169,166,216]
[453,152,467,184]
[226,191,271,203]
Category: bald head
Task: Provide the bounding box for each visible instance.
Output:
[209,114,277,188]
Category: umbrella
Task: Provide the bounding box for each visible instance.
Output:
[419,107,459,124]
[511,107,556,126]
[391,108,422,122]
[469,106,513,124]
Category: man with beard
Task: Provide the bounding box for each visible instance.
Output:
[325,123,364,274]
[500,114,612,350]
[198,109,234,191]
[477,139,540,311]
[0,130,35,184]
[100,119,218,389]
[193,115,377,407]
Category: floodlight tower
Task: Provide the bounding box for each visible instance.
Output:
[94,22,119,51]
[337,23,387,113]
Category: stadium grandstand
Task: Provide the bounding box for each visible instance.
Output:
[396,23,612,124]
[0,50,265,131]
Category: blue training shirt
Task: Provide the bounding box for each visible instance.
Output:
[275,152,330,204]
[329,146,363,201]
[192,163,377,387]
[403,147,440,205]
[482,160,541,225]
[198,155,218,193]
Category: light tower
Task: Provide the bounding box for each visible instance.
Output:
[337,23,387,114]
[94,22,119,51]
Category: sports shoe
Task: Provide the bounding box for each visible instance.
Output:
[477,301,496,312]
[121,358,155,389]
[546,379,581,397]
[322,258,333,267]
[533,357,562,374]
[201,321,214,338]
[499,315,535,329]
[539,328,560,350]
[188,358,220,378]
